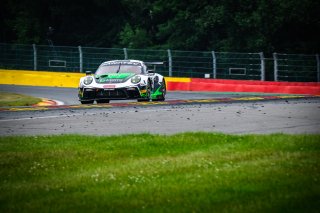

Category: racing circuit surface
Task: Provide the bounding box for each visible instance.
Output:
[0,85,320,136]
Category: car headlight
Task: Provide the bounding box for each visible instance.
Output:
[83,76,93,85]
[131,75,141,84]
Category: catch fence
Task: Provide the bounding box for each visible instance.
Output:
[0,43,319,82]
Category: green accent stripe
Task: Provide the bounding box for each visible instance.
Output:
[151,86,163,99]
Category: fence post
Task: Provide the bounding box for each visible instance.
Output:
[273,52,278,81]
[259,52,265,81]
[211,51,217,79]
[123,48,128,60]
[33,44,37,70]
[167,49,172,77]
[316,54,320,82]
[78,46,83,73]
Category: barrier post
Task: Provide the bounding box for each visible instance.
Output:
[273,53,278,81]
[33,44,37,70]
[78,46,83,73]
[316,54,320,82]
[212,51,217,79]
[123,48,128,60]
[260,52,265,81]
[167,49,172,77]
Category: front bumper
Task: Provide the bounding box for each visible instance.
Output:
[79,86,147,101]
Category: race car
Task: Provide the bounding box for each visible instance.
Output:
[78,60,166,104]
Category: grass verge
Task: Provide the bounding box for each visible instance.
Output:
[0,133,319,212]
[0,91,41,106]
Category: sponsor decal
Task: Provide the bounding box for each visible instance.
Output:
[103,85,115,89]
[97,73,135,83]
[100,79,125,83]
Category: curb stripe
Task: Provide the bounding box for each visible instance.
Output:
[32,98,64,107]
[1,95,318,112]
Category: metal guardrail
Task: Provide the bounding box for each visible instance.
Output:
[0,43,319,82]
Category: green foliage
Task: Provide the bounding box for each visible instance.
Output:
[8,13,41,44]
[0,92,41,106]
[1,0,319,53]
[0,133,320,212]
[119,24,152,48]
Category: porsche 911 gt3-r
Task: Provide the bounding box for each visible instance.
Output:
[78,60,166,104]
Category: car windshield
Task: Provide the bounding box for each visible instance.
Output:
[96,64,143,75]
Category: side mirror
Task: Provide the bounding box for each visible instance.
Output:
[85,71,92,76]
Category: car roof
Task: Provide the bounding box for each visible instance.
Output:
[100,60,144,66]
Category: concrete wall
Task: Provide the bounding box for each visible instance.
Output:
[1,69,319,95]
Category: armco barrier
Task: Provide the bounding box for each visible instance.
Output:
[1,70,319,95]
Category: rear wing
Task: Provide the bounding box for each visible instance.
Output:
[144,62,165,65]
[145,62,165,73]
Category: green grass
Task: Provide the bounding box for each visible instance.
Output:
[0,92,41,106]
[0,133,319,212]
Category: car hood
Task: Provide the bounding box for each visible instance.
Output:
[95,73,136,83]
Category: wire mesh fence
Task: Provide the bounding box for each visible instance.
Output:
[170,50,213,78]
[215,52,262,80]
[0,43,319,82]
[82,47,124,72]
[274,53,319,82]
[0,43,34,70]
[36,45,80,72]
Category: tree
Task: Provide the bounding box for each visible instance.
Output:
[119,24,152,48]
[1,0,319,54]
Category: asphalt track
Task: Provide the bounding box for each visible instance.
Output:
[0,85,320,136]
